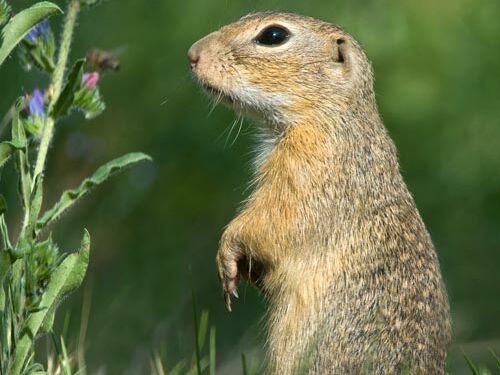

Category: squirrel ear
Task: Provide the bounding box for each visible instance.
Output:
[332,37,346,64]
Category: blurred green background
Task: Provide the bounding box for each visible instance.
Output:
[1,0,499,373]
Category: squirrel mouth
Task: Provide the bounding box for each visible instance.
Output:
[201,82,234,104]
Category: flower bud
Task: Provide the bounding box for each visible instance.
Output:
[25,19,50,43]
[82,72,100,89]
[28,88,45,117]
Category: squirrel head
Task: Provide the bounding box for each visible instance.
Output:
[188,12,376,127]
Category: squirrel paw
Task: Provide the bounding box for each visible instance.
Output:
[216,236,242,312]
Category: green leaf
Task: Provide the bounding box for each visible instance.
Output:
[0,141,23,168]
[59,230,90,297]
[241,353,248,375]
[0,213,10,249]
[73,86,106,119]
[198,310,209,352]
[0,250,12,313]
[19,31,56,73]
[192,290,202,375]
[21,115,44,137]
[209,327,216,375]
[0,2,62,67]
[40,306,55,334]
[26,174,43,238]
[0,0,12,27]
[11,99,31,217]
[463,351,480,375]
[51,58,84,118]
[11,98,28,146]
[490,349,500,369]
[0,194,6,216]
[37,152,152,232]
[1,99,28,170]
[59,336,72,375]
[10,236,30,259]
[8,230,90,375]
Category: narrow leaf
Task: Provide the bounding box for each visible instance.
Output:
[60,336,71,375]
[0,194,6,250]
[0,2,62,66]
[10,236,30,259]
[209,327,216,375]
[241,353,248,375]
[37,152,151,231]
[0,194,6,215]
[51,58,84,118]
[463,351,480,375]
[490,349,500,369]
[0,98,28,171]
[9,230,90,375]
[0,214,11,250]
[169,361,186,375]
[198,310,209,352]
[0,250,12,312]
[11,99,28,146]
[0,0,12,27]
[11,99,31,217]
[0,141,23,168]
[26,174,43,238]
[73,86,106,119]
[0,251,11,282]
[192,290,202,375]
[59,230,90,297]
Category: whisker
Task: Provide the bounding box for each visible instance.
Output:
[230,113,244,147]
[208,91,223,116]
[224,116,239,148]
[214,120,234,144]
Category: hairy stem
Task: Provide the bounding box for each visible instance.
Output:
[10,2,81,373]
[33,0,80,181]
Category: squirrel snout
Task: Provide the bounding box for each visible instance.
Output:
[187,45,200,69]
[188,33,217,70]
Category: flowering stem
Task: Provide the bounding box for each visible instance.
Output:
[32,0,80,183]
[23,0,80,236]
[10,2,80,375]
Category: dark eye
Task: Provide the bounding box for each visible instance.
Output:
[255,25,290,46]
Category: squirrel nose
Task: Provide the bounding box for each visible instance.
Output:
[188,32,216,69]
[187,45,201,69]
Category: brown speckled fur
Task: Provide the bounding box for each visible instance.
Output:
[188,12,451,375]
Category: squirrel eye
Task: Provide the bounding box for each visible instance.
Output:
[255,25,290,46]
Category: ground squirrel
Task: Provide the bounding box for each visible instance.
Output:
[188,12,451,374]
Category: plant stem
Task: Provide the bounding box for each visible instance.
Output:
[10,2,81,372]
[33,0,80,182]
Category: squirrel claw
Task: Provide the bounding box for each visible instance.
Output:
[217,249,239,312]
[217,231,243,311]
[223,276,237,311]
[225,292,232,312]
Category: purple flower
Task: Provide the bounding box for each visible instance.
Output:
[25,19,50,43]
[28,89,45,117]
[82,72,100,89]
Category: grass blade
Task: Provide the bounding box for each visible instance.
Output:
[209,327,216,375]
[463,351,480,375]
[241,353,248,375]
[191,290,201,375]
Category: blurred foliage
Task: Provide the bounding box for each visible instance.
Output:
[1,0,499,374]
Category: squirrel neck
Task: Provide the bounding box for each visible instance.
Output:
[254,103,405,209]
